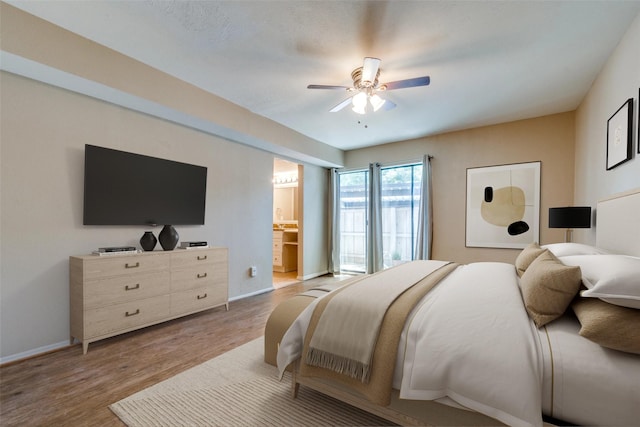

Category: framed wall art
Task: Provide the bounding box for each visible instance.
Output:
[466,161,540,249]
[606,98,633,170]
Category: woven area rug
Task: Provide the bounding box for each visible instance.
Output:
[110,337,393,426]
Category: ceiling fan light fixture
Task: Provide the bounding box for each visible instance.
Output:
[352,91,367,107]
[352,104,366,115]
[369,94,386,112]
[352,91,368,114]
[307,56,430,114]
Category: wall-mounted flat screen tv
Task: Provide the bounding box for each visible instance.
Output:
[83,144,207,225]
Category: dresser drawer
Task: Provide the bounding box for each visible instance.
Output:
[84,295,170,338]
[171,286,227,315]
[82,254,169,280]
[273,255,282,266]
[171,248,227,269]
[171,264,225,292]
[83,271,170,309]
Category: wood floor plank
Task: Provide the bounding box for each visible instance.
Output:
[0,276,344,426]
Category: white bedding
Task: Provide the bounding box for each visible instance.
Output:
[539,314,640,426]
[278,262,544,427]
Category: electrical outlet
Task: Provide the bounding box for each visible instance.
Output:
[250,266,257,277]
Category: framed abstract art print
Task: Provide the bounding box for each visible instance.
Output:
[466,161,540,249]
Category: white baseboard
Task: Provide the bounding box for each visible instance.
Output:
[229,287,273,302]
[297,270,329,281]
[1,340,71,365]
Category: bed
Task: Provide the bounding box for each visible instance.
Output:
[274,188,640,427]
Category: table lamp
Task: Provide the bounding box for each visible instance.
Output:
[549,206,591,242]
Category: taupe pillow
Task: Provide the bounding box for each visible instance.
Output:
[515,242,546,277]
[520,250,581,327]
[572,298,640,354]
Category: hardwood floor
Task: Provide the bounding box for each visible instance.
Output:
[272,271,300,289]
[0,276,344,426]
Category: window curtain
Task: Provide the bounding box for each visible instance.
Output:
[328,168,341,275]
[367,162,383,273]
[414,155,433,260]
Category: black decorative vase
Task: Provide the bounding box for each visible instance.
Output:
[158,225,179,251]
[139,231,157,251]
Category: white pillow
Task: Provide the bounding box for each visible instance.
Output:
[541,243,609,257]
[560,255,640,309]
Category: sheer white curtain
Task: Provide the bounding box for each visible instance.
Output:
[366,162,383,273]
[414,155,433,260]
[328,168,341,274]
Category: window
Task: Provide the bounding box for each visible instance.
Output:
[338,170,368,273]
[337,162,423,273]
[380,164,423,267]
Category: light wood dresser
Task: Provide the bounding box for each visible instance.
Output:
[70,247,228,354]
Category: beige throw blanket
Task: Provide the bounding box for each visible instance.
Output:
[301,260,458,405]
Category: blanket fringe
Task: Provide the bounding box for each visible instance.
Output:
[306,347,371,383]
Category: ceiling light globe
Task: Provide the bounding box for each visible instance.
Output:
[352,104,366,115]
[352,92,367,108]
[370,94,386,111]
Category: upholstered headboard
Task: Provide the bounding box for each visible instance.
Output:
[596,188,640,257]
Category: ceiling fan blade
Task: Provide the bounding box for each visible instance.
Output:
[382,76,430,91]
[361,57,381,86]
[329,97,353,112]
[382,99,396,111]
[307,84,351,90]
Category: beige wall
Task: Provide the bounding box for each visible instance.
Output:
[0,70,332,361]
[574,13,640,245]
[0,2,334,362]
[345,112,575,264]
[0,72,268,358]
[299,164,330,280]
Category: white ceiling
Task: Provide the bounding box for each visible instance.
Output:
[7,0,640,151]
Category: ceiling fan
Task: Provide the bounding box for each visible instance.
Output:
[307,57,430,114]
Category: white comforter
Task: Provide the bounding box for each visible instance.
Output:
[277,262,544,427]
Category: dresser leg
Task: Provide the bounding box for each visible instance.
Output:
[82,341,89,355]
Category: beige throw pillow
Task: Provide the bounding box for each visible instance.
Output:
[572,298,640,355]
[520,250,581,327]
[515,242,546,277]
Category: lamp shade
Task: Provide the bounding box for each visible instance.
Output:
[369,94,386,111]
[352,92,367,115]
[549,207,591,228]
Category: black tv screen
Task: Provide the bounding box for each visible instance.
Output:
[83,145,207,225]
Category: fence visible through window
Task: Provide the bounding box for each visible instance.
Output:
[338,170,368,273]
[338,163,422,273]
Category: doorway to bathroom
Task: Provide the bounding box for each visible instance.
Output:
[272,158,301,289]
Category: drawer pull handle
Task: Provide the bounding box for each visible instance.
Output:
[197,255,208,261]
[197,293,208,300]
[125,262,140,269]
[125,309,140,317]
[125,283,140,291]
[197,273,208,279]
